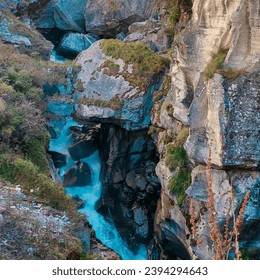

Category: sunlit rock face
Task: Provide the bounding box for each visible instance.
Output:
[150,0,260,260]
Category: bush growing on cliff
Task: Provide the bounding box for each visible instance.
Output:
[165,1,180,36]
[169,169,191,207]
[166,127,191,206]
[165,127,189,171]
[204,49,228,80]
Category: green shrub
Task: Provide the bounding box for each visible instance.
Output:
[204,49,228,80]
[165,2,180,36]
[0,155,78,217]
[165,146,188,171]
[22,133,49,172]
[168,169,191,207]
[0,79,15,95]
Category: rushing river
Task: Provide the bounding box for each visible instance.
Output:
[48,104,147,259]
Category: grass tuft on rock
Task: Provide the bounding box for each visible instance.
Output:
[101,39,169,91]
[168,169,191,207]
[204,48,228,80]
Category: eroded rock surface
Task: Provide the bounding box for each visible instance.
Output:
[85,0,155,37]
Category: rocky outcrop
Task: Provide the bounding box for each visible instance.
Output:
[125,20,171,53]
[84,0,156,37]
[0,12,31,46]
[0,10,52,59]
[75,40,166,131]
[0,182,85,259]
[186,71,260,169]
[0,181,119,259]
[58,32,97,57]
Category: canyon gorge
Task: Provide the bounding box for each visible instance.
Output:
[0,0,259,260]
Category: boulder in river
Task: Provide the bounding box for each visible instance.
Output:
[58,32,97,57]
[63,160,92,187]
[68,139,98,161]
[49,151,66,168]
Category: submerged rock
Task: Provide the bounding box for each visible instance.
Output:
[63,160,93,187]
[68,123,99,160]
[68,139,98,161]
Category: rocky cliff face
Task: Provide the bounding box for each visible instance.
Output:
[152,0,260,259]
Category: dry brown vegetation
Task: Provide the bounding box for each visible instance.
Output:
[189,147,251,260]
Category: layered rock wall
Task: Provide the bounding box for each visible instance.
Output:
[153,0,260,259]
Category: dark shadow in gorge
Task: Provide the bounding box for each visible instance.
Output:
[96,123,161,254]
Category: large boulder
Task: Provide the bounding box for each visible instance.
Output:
[75,39,167,131]
[34,0,88,32]
[84,0,156,37]
[63,160,93,187]
[68,123,99,160]
[58,32,97,57]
